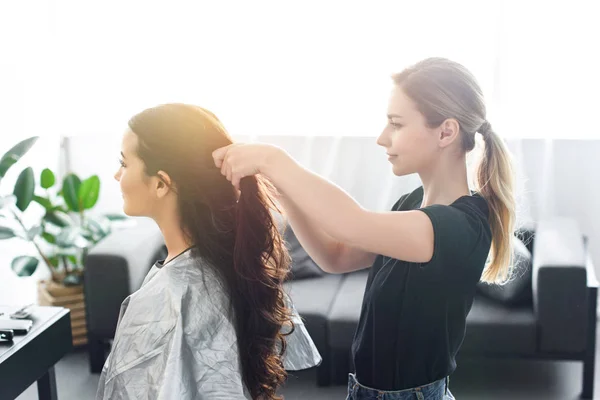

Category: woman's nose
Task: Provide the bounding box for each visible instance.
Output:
[377,127,390,147]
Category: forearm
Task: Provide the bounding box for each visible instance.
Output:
[264,149,365,248]
[277,193,375,273]
[276,194,344,273]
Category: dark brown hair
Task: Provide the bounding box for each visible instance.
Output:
[128,103,293,399]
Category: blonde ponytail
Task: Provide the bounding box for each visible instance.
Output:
[476,123,516,283]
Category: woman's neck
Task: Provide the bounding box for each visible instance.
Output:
[154,212,193,264]
[419,155,471,208]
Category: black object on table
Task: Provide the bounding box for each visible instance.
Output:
[0,306,72,400]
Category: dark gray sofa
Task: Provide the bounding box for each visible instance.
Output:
[84,217,598,399]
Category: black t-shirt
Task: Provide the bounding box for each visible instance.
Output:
[351,186,492,390]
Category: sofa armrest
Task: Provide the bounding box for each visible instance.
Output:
[84,217,164,338]
[532,218,588,354]
[585,239,599,289]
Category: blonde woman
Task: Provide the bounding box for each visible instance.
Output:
[213,58,516,399]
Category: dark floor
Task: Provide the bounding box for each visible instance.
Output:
[14,345,600,400]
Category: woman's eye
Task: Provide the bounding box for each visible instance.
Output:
[118,158,126,168]
[389,122,403,129]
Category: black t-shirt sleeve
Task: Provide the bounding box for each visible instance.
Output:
[418,203,487,266]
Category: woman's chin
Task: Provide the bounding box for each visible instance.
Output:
[391,164,411,177]
[121,203,135,217]
[122,203,148,217]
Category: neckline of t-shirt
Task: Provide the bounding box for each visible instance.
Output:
[414,186,476,209]
[156,246,196,269]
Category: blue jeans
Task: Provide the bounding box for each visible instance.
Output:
[346,373,455,400]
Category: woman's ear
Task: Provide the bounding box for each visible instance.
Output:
[438,118,460,148]
[155,170,174,198]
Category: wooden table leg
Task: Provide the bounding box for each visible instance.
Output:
[37,366,58,400]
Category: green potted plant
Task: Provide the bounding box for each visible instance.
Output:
[1,139,115,285]
[0,136,125,345]
[0,136,41,268]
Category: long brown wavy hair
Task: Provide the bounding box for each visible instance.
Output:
[128,103,293,399]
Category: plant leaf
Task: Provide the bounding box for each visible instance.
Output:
[33,195,53,210]
[40,168,56,189]
[42,232,57,244]
[13,167,35,211]
[87,215,111,236]
[56,227,88,249]
[79,175,100,210]
[0,225,16,240]
[62,174,81,212]
[104,213,128,221]
[44,211,73,227]
[27,225,42,240]
[80,229,95,241]
[52,205,69,213]
[63,274,82,286]
[55,227,80,248]
[48,256,60,267]
[55,248,78,256]
[0,137,39,178]
[11,256,39,276]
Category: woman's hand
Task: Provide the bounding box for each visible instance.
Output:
[212,143,283,189]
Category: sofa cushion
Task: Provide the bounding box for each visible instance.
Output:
[284,274,344,353]
[272,212,324,280]
[477,236,533,306]
[327,270,369,350]
[284,225,325,280]
[462,294,537,356]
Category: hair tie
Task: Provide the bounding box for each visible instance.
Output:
[479,120,491,136]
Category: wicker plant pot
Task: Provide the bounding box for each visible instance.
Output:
[37,279,87,347]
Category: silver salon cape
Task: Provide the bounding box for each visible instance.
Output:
[96,249,321,399]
